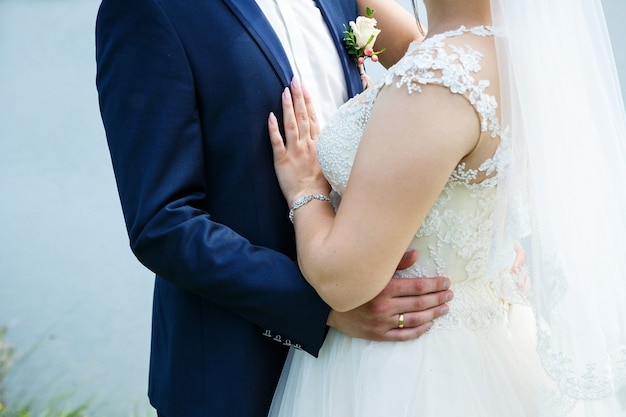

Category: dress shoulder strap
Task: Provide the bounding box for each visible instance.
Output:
[379,25,502,138]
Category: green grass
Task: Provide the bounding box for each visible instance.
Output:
[0,401,89,417]
[0,326,154,417]
[0,326,13,409]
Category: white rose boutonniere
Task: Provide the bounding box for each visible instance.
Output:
[343,7,385,89]
[349,16,381,60]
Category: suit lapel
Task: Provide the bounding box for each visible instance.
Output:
[223,0,361,96]
[223,0,292,85]
[314,0,362,97]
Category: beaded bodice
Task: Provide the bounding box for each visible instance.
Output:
[317,26,516,330]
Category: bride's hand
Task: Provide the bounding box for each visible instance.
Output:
[268,78,330,207]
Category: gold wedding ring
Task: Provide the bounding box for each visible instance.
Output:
[398,313,405,329]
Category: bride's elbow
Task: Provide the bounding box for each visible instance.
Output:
[301,263,360,312]
[299,254,381,312]
[317,287,360,312]
[309,278,373,313]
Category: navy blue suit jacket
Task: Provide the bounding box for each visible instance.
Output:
[95,0,362,415]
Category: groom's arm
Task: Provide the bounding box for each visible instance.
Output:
[329,251,453,340]
[95,0,336,355]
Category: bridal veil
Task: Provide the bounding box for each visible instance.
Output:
[489,0,626,412]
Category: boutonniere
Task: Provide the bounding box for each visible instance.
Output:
[343,7,385,89]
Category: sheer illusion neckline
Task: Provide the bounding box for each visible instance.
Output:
[411,25,498,49]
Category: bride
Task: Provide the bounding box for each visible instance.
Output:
[266,0,626,415]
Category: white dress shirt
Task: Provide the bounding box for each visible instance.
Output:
[255,0,349,128]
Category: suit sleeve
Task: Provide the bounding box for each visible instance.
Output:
[95,0,330,355]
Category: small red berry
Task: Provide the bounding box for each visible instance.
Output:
[371,55,379,63]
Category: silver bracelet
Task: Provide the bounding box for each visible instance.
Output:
[288,194,331,224]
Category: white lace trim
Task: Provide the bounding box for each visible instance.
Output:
[385,26,502,139]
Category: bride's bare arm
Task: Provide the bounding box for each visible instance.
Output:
[269,79,479,312]
[357,0,423,67]
[328,255,453,340]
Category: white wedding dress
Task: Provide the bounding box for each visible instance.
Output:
[269,26,625,417]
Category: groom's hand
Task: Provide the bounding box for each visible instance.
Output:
[326,250,452,341]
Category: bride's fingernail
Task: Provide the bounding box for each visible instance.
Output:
[268,112,276,125]
[283,87,291,102]
[301,84,310,98]
[291,77,300,90]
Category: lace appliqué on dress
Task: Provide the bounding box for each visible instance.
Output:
[317,26,523,331]
[383,26,502,139]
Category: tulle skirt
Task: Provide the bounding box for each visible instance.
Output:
[269,305,626,417]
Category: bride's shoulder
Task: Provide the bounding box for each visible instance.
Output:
[387,27,491,77]
[393,25,498,78]
[377,24,500,116]
[406,25,496,54]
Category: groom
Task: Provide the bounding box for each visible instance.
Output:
[95,0,451,416]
